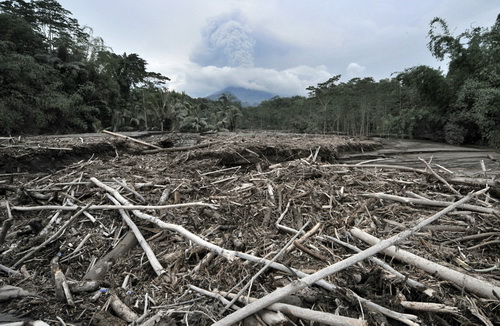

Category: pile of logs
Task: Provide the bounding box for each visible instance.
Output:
[0,132,499,325]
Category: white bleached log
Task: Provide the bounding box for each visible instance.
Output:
[350,227,500,300]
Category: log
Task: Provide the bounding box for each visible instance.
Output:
[102,130,162,149]
[106,194,165,276]
[83,231,138,281]
[109,292,139,322]
[361,192,498,215]
[11,202,218,211]
[90,177,420,326]
[143,141,219,154]
[0,201,13,245]
[350,228,500,300]
[13,203,92,269]
[0,285,34,302]
[399,301,459,313]
[210,189,483,326]
[216,289,368,326]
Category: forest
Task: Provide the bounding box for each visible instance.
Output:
[0,0,499,147]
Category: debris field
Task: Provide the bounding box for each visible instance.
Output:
[0,132,499,326]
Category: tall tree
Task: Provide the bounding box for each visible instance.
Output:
[427,15,500,146]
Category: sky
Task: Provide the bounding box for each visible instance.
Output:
[58,0,499,98]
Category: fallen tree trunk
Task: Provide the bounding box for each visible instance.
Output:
[83,231,138,281]
[210,189,485,326]
[350,227,500,300]
[89,177,418,325]
[361,192,499,215]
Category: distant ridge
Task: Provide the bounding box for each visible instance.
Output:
[206,86,276,107]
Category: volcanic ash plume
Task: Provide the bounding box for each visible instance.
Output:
[207,18,256,67]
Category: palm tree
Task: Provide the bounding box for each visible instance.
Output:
[216,94,242,131]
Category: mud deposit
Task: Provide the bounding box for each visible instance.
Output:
[0,132,499,325]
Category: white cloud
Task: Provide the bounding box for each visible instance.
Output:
[59,0,500,98]
[346,62,367,79]
[165,64,333,98]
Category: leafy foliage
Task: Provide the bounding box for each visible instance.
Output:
[242,15,499,148]
[0,2,498,149]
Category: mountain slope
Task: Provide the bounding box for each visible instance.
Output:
[206,86,276,106]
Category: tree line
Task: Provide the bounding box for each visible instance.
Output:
[0,0,242,135]
[243,15,500,148]
[1,1,498,148]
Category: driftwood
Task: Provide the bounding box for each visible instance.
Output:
[211,189,484,326]
[51,255,74,305]
[0,201,13,244]
[90,177,417,325]
[322,234,431,292]
[0,263,21,276]
[189,285,291,326]
[419,157,460,195]
[321,163,499,188]
[13,203,92,269]
[361,192,498,215]
[109,292,139,322]
[399,301,459,313]
[218,290,368,326]
[143,140,220,154]
[350,227,500,300]
[0,285,34,302]
[83,231,138,281]
[222,221,310,313]
[102,130,162,149]
[106,194,165,276]
[11,202,218,211]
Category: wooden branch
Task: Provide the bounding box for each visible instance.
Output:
[321,163,500,187]
[143,141,219,154]
[0,201,13,244]
[321,163,428,174]
[189,285,286,325]
[448,176,499,188]
[51,255,74,306]
[441,232,500,245]
[102,130,162,149]
[211,189,484,326]
[67,280,100,293]
[113,178,146,203]
[106,194,165,276]
[419,157,460,195]
[13,203,92,269]
[83,231,138,281]
[322,235,430,292]
[222,221,310,313]
[361,192,498,215]
[0,285,35,302]
[0,144,72,151]
[293,241,329,262]
[399,301,459,313]
[109,292,139,322]
[11,202,218,211]
[350,227,500,300]
[90,177,419,326]
[0,263,21,277]
[285,222,321,254]
[216,289,368,326]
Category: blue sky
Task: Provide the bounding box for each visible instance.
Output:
[58,0,499,97]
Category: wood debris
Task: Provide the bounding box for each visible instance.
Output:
[0,132,499,325]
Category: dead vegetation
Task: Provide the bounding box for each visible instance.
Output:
[0,132,499,326]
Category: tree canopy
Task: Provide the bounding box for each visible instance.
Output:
[0,1,498,147]
[242,15,499,148]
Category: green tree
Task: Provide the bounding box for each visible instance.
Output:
[427,15,500,146]
[216,94,242,131]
